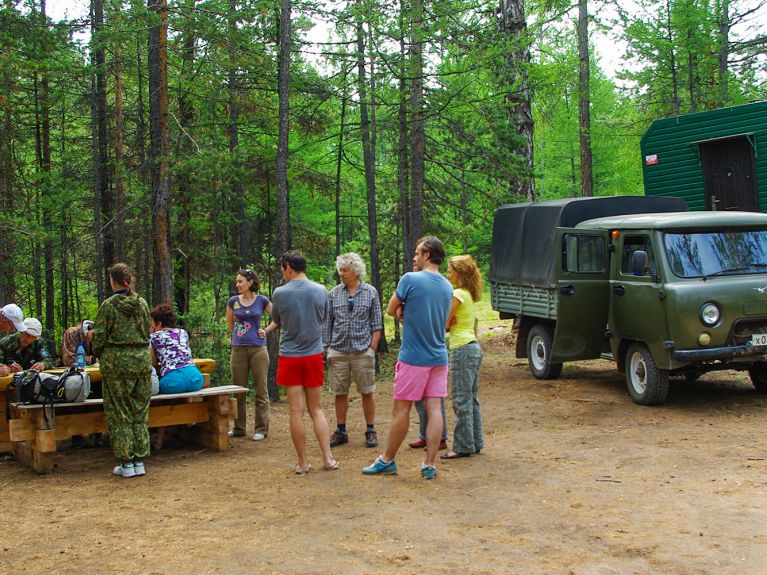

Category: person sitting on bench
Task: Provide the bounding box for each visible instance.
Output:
[0,318,53,374]
[149,304,205,394]
[61,320,103,449]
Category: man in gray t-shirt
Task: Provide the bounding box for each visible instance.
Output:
[259,251,338,473]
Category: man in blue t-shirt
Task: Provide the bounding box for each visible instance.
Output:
[363,236,453,480]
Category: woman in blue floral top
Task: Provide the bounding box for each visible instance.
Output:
[226,268,272,441]
[149,304,204,394]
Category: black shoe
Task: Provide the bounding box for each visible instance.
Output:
[329,430,348,447]
[364,429,378,448]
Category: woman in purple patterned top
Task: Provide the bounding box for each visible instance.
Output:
[226,268,271,441]
[149,304,204,394]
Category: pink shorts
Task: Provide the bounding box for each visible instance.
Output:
[392,361,448,401]
[276,354,324,388]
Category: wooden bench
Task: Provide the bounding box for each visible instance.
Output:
[7,385,247,474]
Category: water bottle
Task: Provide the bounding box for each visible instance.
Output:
[76,342,86,369]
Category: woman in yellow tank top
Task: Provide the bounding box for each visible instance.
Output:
[441,255,485,460]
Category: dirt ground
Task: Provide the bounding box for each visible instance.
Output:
[2,323,767,575]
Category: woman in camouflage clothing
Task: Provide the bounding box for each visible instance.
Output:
[90,263,152,479]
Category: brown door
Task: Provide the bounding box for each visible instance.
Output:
[700,136,758,211]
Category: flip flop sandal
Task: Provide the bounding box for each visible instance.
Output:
[294,463,312,475]
[440,452,472,460]
[323,460,340,471]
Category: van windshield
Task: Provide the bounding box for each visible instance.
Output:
[664,229,767,278]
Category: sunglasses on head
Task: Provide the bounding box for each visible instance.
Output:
[242,268,255,278]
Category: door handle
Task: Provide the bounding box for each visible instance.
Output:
[613,285,625,296]
[560,284,575,296]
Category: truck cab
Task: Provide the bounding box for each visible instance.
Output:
[490,197,767,405]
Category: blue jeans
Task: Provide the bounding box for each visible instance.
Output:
[449,341,484,453]
[415,398,447,442]
[158,365,204,394]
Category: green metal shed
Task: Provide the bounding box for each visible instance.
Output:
[641,101,767,212]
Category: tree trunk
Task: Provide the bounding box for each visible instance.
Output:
[35,0,55,349]
[113,1,126,261]
[228,0,246,264]
[398,0,410,272]
[409,0,425,243]
[665,0,680,115]
[175,4,196,314]
[32,76,43,318]
[334,79,346,258]
[717,0,730,107]
[136,31,151,303]
[577,0,593,197]
[356,0,386,354]
[148,0,173,304]
[268,0,293,402]
[275,0,292,262]
[686,28,697,113]
[94,0,113,288]
[0,45,14,302]
[499,0,535,202]
[90,0,104,303]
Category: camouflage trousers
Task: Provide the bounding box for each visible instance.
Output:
[103,373,151,461]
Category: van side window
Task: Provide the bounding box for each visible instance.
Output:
[621,236,655,275]
[563,234,605,273]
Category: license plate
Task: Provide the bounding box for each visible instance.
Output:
[752,334,767,347]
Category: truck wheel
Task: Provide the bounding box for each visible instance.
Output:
[625,342,669,405]
[748,363,767,393]
[527,324,562,380]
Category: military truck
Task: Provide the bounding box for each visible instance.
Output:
[489,196,767,405]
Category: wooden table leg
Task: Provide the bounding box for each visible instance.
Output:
[13,406,56,474]
[196,394,232,451]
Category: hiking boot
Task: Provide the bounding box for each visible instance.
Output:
[364,429,378,448]
[329,430,349,447]
[362,456,398,475]
[133,461,146,476]
[113,462,136,478]
[420,463,437,480]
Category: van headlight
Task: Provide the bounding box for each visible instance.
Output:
[700,303,720,326]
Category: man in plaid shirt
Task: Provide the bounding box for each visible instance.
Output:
[323,253,383,448]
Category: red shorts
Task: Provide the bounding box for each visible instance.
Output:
[276,354,324,388]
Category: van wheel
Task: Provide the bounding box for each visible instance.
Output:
[626,343,669,405]
[748,363,767,392]
[527,324,562,380]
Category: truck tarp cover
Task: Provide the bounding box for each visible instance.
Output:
[490,196,688,288]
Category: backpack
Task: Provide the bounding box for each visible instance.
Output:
[12,367,91,405]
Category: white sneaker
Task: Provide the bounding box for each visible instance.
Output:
[133,461,146,476]
[113,463,136,478]
[252,433,266,441]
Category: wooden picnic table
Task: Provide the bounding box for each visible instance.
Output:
[0,358,218,453]
[8,384,245,474]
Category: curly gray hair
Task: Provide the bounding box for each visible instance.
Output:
[336,252,366,280]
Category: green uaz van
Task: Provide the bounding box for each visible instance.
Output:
[490,196,767,405]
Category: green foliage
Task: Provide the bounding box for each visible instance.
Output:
[2,0,764,358]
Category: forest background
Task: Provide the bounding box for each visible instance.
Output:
[1,0,765,394]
